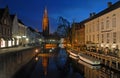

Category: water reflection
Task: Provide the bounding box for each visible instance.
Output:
[70,57,120,78]
[84,65,120,78]
[41,55,49,76]
[35,57,39,61]
[31,48,83,78]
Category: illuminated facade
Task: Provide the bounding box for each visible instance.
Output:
[71,22,85,50]
[71,23,76,47]
[76,22,85,50]
[0,6,12,48]
[85,1,120,55]
[10,14,20,46]
[26,27,43,45]
[42,7,49,36]
[18,19,27,46]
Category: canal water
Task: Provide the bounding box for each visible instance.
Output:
[13,47,120,78]
[13,48,83,78]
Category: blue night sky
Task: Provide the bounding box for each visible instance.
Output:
[0,0,118,33]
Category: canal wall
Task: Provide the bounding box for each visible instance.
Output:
[0,46,40,78]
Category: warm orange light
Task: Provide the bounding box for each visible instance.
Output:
[35,57,38,61]
[35,49,39,53]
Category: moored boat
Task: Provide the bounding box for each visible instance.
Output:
[67,49,79,60]
[78,53,101,65]
[78,59,101,69]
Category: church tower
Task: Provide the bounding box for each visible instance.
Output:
[42,7,49,36]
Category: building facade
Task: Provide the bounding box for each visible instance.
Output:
[0,6,12,48]
[71,22,85,51]
[85,1,120,56]
[78,22,85,50]
[18,19,27,46]
[71,23,76,47]
[26,27,43,46]
[10,14,20,46]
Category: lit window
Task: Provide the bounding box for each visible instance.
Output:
[106,20,109,29]
[97,34,99,42]
[107,33,110,43]
[101,22,104,30]
[93,35,95,42]
[113,32,116,43]
[89,25,91,33]
[97,21,99,31]
[96,24,99,31]
[112,18,116,27]
[93,23,94,32]
[89,35,91,41]
[101,34,104,43]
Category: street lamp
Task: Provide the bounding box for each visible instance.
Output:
[35,49,39,53]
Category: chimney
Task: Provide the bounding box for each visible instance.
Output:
[89,13,92,17]
[108,2,112,7]
[93,12,96,16]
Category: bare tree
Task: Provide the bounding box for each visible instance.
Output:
[56,16,72,43]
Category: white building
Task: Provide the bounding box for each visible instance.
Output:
[26,27,43,46]
[26,27,36,45]
[85,1,120,55]
[18,19,27,46]
[10,14,20,46]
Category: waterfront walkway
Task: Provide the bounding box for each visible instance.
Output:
[0,46,36,55]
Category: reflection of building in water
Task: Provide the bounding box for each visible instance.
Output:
[99,67,120,78]
[42,56,49,76]
[84,65,120,78]
[84,66,99,78]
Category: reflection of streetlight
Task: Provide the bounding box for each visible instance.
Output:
[35,49,39,53]
[16,36,21,39]
[39,39,42,42]
[35,57,38,61]
[26,38,29,41]
[25,38,29,46]
[22,36,26,38]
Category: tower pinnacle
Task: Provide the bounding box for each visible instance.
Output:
[42,7,49,36]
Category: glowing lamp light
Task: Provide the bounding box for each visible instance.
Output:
[101,44,104,47]
[35,49,39,53]
[52,47,54,49]
[112,44,116,48]
[52,39,55,41]
[105,44,109,47]
[49,49,52,52]
[39,39,42,41]
[26,38,29,41]
[16,36,21,39]
[35,57,38,61]
[22,36,26,38]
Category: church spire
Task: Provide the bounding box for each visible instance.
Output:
[44,7,48,18]
[42,7,49,36]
